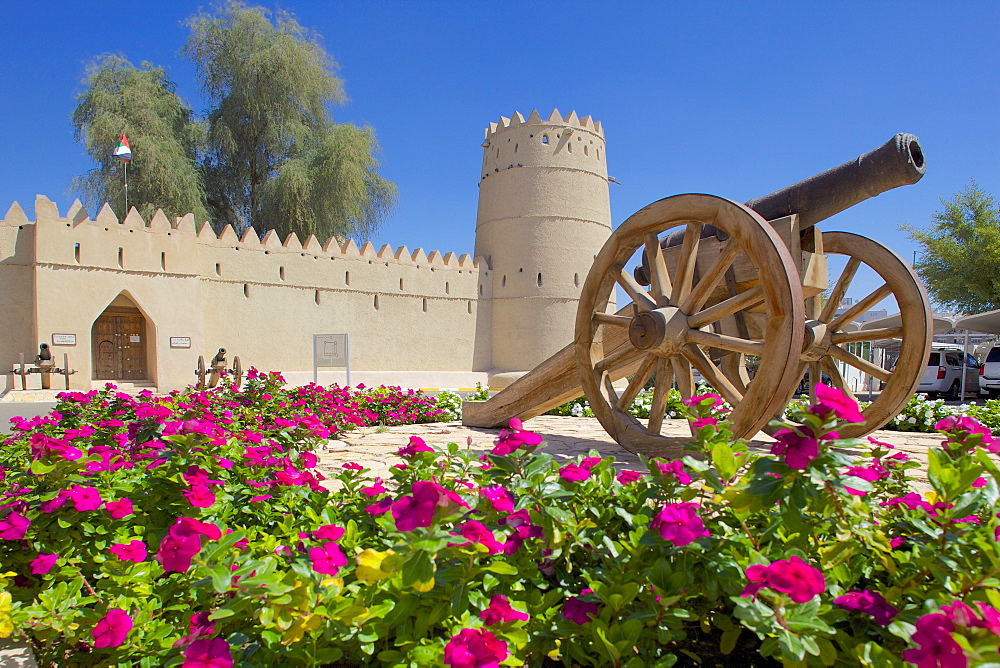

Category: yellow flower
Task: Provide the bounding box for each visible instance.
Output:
[355,549,398,583]
[0,591,13,638]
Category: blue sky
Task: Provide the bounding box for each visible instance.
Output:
[2,1,997,309]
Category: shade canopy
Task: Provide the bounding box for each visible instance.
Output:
[860,313,956,336]
[954,309,1000,335]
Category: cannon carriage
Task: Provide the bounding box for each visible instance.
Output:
[464,134,933,459]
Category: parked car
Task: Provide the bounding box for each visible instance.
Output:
[918,346,981,400]
[978,344,1000,399]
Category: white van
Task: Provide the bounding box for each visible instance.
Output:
[978,345,1000,399]
[918,345,981,400]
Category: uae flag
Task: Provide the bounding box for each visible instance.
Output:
[113,133,132,162]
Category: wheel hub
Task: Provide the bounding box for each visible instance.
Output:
[629,307,690,355]
[800,319,831,362]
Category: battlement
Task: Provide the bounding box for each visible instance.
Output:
[483,109,604,141]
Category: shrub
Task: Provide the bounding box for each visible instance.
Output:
[2,383,1000,666]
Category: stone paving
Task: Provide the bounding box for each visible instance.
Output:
[316,415,958,492]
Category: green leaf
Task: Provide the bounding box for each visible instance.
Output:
[720,627,741,655]
[484,562,518,575]
[30,460,57,475]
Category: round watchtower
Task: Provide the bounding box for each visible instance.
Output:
[474,109,612,386]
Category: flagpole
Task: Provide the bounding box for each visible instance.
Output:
[124,161,128,214]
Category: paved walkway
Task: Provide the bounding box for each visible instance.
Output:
[316,415,959,492]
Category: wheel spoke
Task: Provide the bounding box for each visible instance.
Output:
[686,329,763,356]
[808,361,821,404]
[645,233,672,306]
[595,344,645,375]
[830,327,904,344]
[830,284,893,331]
[682,344,744,408]
[646,357,672,436]
[617,269,657,311]
[670,222,702,305]
[680,238,741,315]
[616,355,656,412]
[671,356,695,401]
[593,312,632,328]
[821,357,860,405]
[828,345,891,382]
[820,257,861,322]
[687,286,764,329]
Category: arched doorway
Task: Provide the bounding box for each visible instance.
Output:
[91,294,149,381]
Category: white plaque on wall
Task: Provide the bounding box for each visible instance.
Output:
[52,334,76,346]
[170,337,192,349]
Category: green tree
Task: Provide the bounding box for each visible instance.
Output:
[183,2,396,240]
[904,180,1000,313]
[72,55,207,223]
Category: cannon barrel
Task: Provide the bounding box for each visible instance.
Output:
[635,133,925,284]
[743,132,925,229]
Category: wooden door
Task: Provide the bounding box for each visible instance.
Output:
[92,312,147,380]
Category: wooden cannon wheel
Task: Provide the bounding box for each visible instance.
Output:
[787,231,932,438]
[232,356,243,389]
[196,356,207,388]
[575,194,805,458]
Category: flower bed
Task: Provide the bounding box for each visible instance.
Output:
[2,380,1000,666]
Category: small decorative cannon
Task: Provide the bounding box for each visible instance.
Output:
[195,348,244,390]
[12,344,77,390]
[464,134,932,459]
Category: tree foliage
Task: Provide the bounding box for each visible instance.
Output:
[905,181,1000,314]
[184,2,396,239]
[72,3,395,242]
[71,55,207,223]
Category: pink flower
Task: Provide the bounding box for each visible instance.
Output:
[361,479,387,497]
[366,497,393,515]
[890,537,907,548]
[92,608,133,648]
[491,419,543,456]
[184,485,217,508]
[902,613,965,668]
[309,541,348,575]
[771,426,837,469]
[392,480,468,532]
[683,393,723,408]
[810,383,864,423]
[172,517,222,540]
[312,524,345,541]
[765,556,826,603]
[481,486,515,512]
[834,590,898,625]
[342,462,363,470]
[68,485,102,511]
[580,456,603,469]
[691,417,718,430]
[249,494,272,503]
[397,436,434,457]
[183,637,233,667]
[0,511,30,540]
[30,552,58,575]
[443,628,509,668]
[562,595,600,625]
[479,595,529,625]
[110,540,148,562]
[656,460,692,485]
[158,533,202,573]
[559,463,591,482]
[171,611,216,649]
[651,503,709,546]
[451,520,505,554]
[105,498,134,519]
[617,470,644,485]
[740,563,770,599]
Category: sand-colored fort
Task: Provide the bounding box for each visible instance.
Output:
[1,109,612,395]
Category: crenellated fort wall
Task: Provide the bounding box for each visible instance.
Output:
[0,109,609,394]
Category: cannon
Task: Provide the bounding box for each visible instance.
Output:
[463,134,932,459]
[195,348,244,390]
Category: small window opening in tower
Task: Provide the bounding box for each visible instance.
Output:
[374,294,380,310]
[160,252,166,271]
[597,148,602,160]
[574,272,580,287]
[467,301,472,314]
[345,270,350,286]
[279,266,286,281]
[541,135,549,144]
[399,278,404,291]
[445,281,450,294]
[215,263,221,276]
[514,143,518,153]
[584,145,589,156]
[315,290,320,305]
[495,148,500,158]
[567,143,572,153]
[117,248,123,268]
[422,298,428,313]
[74,243,80,263]
[502,275,506,288]
[537,273,543,287]
[243,284,250,298]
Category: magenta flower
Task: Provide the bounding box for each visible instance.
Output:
[740,563,769,599]
[656,459,692,485]
[171,517,222,540]
[651,502,709,546]
[902,613,964,668]
[810,383,864,423]
[361,478,387,497]
[443,628,509,668]
[92,608,133,648]
[617,470,644,485]
[397,436,434,457]
[479,595,529,625]
[392,480,468,532]
[683,393,723,408]
[342,462,363,470]
[834,590,898,625]
[491,419,543,456]
[559,463,591,482]
[171,611,216,649]
[310,541,348,575]
[110,540,148,562]
[0,511,30,540]
[183,637,233,667]
[30,552,58,575]
[562,594,600,625]
[481,485,515,512]
[312,524,345,541]
[771,426,837,469]
[105,498,134,519]
[451,520,505,554]
[366,497,393,515]
[765,556,826,603]
[936,415,998,452]
[68,485,102,511]
[158,533,203,573]
[184,485,217,508]
[249,494,273,503]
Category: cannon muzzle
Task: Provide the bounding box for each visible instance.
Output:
[37,343,52,362]
[635,133,926,284]
[211,348,227,365]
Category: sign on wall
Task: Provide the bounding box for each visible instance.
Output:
[170,337,192,349]
[52,334,76,346]
[314,334,350,385]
